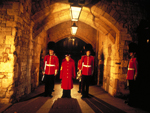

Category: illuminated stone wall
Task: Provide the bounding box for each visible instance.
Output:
[97,29,134,96]
[0,1,32,103]
[0,0,147,104]
[0,1,47,103]
[31,33,47,91]
[98,33,119,96]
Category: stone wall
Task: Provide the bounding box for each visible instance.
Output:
[95,0,146,96]
[31,33,47,91]
[97,28,133,96]
[98,32,120,96]
[0,1,47,103]
[0,0,148,103]
[0,1,32,103]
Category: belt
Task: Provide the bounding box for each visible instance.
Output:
[46,64,55,66]
[83,65,91,67]
[128,68,134,70]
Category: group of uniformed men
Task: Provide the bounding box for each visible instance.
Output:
[42,41,95,98]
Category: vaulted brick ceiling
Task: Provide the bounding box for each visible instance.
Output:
[31,0,144,46]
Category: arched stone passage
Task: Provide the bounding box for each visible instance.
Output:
[0,0,148,103]
[47,21,97,48]
[32,3,118,45]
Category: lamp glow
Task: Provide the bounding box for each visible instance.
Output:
[71,23,78,35]
[70,6,82,21]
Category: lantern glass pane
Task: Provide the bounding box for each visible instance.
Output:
[71,6,82,21]
[71,26,78,35]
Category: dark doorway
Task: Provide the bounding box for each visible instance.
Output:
[39,50,44,84]
[99,50,104,86]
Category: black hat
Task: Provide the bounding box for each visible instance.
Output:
[47,41,55,51]
[128,42,137,53]
[65,51,71,57]
[85,44,93,52]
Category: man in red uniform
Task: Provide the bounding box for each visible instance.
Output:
[126,42,138,106]
[43,41,59,97]
[79,44,94,98]
[60,54,76,98]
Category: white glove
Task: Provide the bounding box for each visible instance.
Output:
[55,70,57,76]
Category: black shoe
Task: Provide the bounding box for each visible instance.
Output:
[124,100,129,104]
[127,102,134,107]
[81,96,86,99]
[67,96,71,98]
[61,96,65,98]
[44,94,48,97]
[49,95,53,97]
[86,95,90,98]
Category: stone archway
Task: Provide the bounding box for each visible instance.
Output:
[0,0,148,103]
[30,0,146,96]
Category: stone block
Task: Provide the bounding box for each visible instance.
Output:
[108,86,114,96]
[0,60,14,72]
[7,9,19,16]
[6,91,14,98]
[6,21,16,27]
[5,36,14,44]
[2,79,10,88]
[0,23,6,27]
[0,36,6,44]
[3,2,13,9]
[109,9,116,17]
[1,27,11,32]
[0,91,5,98]
[12,2,20,10]
[20,3,24,13]
[0,9,7,15]
[1,98,10,104]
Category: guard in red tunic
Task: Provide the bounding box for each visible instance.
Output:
[125,42,138,105]
[60,54,76,98]
[79,44,94,98]
[43,41,59,97]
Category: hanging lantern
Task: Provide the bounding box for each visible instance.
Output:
[70,4,82,21]
[71,22,78,35]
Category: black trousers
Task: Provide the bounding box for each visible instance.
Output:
[128,80,135,103]
[52,76,55,90]
[79,81,81,91]
[62,90,71,98]
[45,74,54,96]
[81,75,91,97]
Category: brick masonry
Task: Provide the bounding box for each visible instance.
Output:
[0,0,148,103]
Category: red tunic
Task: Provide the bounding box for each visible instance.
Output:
[126,58,138,80]
[43,55,59,75]
[77,59,82,70]
[60,58,76,90]
[79,55,94,76]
